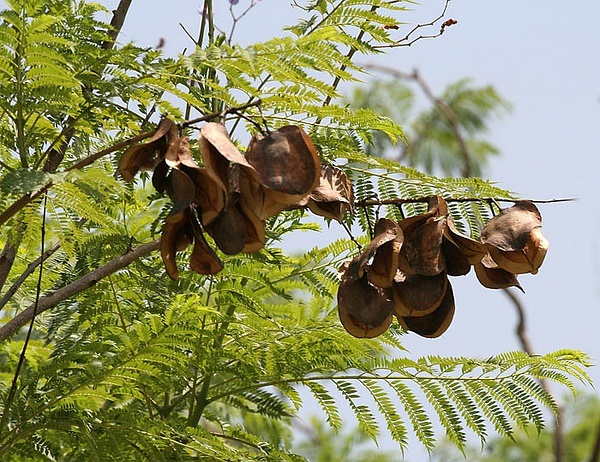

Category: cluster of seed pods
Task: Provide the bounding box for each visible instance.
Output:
[118,118,548,340]
[337,196,549,338]
[118,118,353,279]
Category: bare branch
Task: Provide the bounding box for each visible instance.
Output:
[363,65,472,176]
[503,288,564,462]
[374,0,456,49]
[0,240,160,342]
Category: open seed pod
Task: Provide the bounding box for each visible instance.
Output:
[443,216,487,265]
[239,202,266,253]
[199,122,257,199]
[474,254,523,291]
[393,271,449,318]
[206,200,266,255]
[480,201,549,275]
[180,167,223,226]
[442,238,472,276]
[367,219,404,289]
[239,166,288,220]
[354,217,399,275]
[397,196,447,276]
[338,260,394,338]
[118,118,176,181]
[170,135,225,226]
[160,208,195,280]
[396,281,455,338]
[206,203,249,255]
[299,165,354,222]
[189,216,224,276]
[246,125,321,206]
[163,168,196,216]
[402,217,446,276]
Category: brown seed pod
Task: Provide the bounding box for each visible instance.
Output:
[393,271,449,318]
[246,125,321,205]
[396,280,455,338]
[118,118,176,181]
[367,220,403,289]
[189,217,223,276]
[442,238,472,276]
[160,208,194,281]
[480,201,549,275]
[181,166,224,226]
[354,217,400,278]
[443,216,487,265]
[239,202,266,253]
[163,168,196,216]
[206,203,250,256]
[238,164,287,220]
[199,122,257,198]
[401,216,446,276]
[302,165,354,222]
[474,254,523,291]
[338,261,395,338]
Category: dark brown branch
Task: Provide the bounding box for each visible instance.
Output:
[0,239,160,342]
[102,0,133,50]
[503,288,564,462]
[0,241,61,312]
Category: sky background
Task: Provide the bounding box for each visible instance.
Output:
[107,0,600,458]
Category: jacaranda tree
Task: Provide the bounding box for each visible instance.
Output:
[0,1,590,460]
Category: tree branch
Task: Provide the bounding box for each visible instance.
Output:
[0,241,18,294]
[503,288,564,462]
[355,197,574,207]
[0,240,160,342]
[102,0,133,50]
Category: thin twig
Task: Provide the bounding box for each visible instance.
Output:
[0,239,160,342]
[355,197,575,207]
[0,241,61,312]
[374,0,456,49]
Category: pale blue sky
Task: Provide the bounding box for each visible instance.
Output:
[110,0,600,458]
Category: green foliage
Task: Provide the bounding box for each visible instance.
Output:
[431,394,600,462]
[0,0,591,460]
[349,77,511,177]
